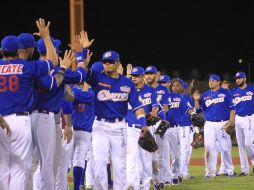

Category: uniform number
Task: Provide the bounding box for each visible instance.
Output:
[77,104,85,112]
[0,75,19,92]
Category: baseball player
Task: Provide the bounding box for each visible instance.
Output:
[126,66,159,190]
[144,66,170,189]
[171,78,195,179]
[0,34,55,190]
[84,47,148,190]
[162,78,197,185]
[30,34,86,190]
[65,82,94,190]
[231,71,254,176]
[193,74,235,178]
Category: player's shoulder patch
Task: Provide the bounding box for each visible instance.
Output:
[120,86,131,93]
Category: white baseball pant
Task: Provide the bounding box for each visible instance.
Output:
[162,127,181,182]
[0,114,32,190]
[204,121,234,176]
[30,111,56,190]
[85,146,95,188]
[179,126,193,177]
[92,119,127,190]
[126,125,152,190]
[235,114,254,174]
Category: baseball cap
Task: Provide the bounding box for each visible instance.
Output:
[209,74,220,81]
[144,66,157,74]
[158,75,171,83]
[18,33,35,49]
[1,35,20,52]
[91,62,104,72]
[131,66,144,76]
[182,82,189,89]
[235,71,246,78]
[101,50,120,62]
[35,37,61,55]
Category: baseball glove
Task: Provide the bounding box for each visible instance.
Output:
[138,128,158,152]
[223,121,235,135]
[191,133,203,149]
[190,113,205,128]
[154,120,170,138]
[145,113,160,126]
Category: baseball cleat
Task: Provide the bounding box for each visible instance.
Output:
[239,172,248,176]
[172,178,179,185]
[164,181,171,186]
[203,175,213,179]
[178,175,183,182]
[153,183,161,190]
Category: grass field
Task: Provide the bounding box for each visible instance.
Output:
[68,146,254,190]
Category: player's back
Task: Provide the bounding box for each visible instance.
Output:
[0,58,50,115]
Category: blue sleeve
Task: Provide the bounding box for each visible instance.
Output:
[160,88,170,106]
[63,67,86,84]
[151,88,159,108]
[72,87,94,104]
[158,109,166,120]
[37,75,57,91]
[128,83,143,112]
[226,90,236,111]
[62,100,72,114]
[181,97,193,114]
[86,69,101,89]
[32,60,53,77]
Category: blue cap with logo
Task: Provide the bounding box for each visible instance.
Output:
[209,74,220,81]
[158,75,171,83]
[144,66,157,74]
[35,37,61,55]
[18,33,35,49]
[235,71,246,78]
[131,66,144,76]
[101,50,120,62]
[91,62,104,73]
[1,35,20,52]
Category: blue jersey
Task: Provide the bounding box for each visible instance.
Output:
[179,94,194,126]
[154,84,170,106]
[126,84,159,128]
[0,59,52,115]
[36,66,86,113]
[231,84,254,116]
[62,100,72,115]
[71,86,94,132]
[166,92,193,126]
[199,87,235,121]
[86,69,142,119]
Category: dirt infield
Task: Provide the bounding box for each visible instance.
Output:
[190,157,242,166]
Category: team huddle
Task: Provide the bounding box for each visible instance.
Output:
[0,18,254,190]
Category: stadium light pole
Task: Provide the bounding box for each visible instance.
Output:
[239,59,251,83]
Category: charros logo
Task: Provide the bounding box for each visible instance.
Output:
[97,90,128,101]
[104,51,112,58]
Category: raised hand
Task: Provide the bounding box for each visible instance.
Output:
[79,31,95,48]
[85,49,93,65]
[126,63,132,76]
[33,18,50,38]
[60,50,75,69]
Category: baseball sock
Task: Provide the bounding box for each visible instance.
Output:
[107,163,113,185]
[79,160,87,186]
[73,166,84,190]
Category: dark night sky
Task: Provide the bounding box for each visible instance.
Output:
[2,0,254,81]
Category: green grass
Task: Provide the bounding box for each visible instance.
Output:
[68,146,254,190]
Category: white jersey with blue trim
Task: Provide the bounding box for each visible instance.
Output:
[231,84,254,116]
[86,69,142,119]
[199,87,235,121]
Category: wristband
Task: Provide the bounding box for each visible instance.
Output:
[137,115,146,127]
[76,51,85,63]
[57,67,67,76]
